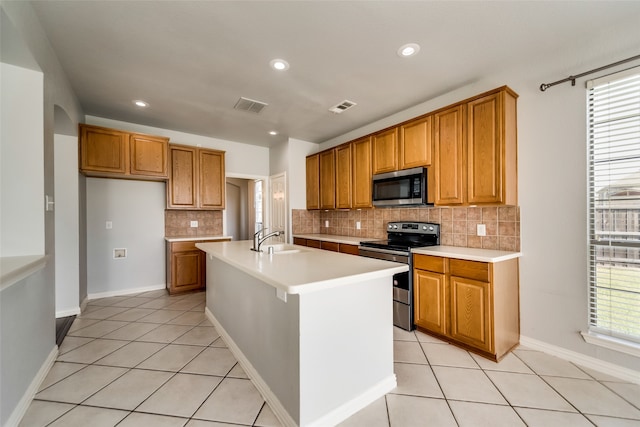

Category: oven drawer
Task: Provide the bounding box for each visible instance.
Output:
[393,287,410,304]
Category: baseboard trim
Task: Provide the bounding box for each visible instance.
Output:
[205,307,396,427]
[4,346,58,427]
[55,307,80,318]
[520,335,640,384]
[87,283,166,300]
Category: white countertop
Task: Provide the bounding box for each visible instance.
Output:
[412,245,521,263]
[165,235,231,243]
[196,240,408,295]
[293,234,376,245]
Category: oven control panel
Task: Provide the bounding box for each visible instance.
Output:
[387,221,439,235]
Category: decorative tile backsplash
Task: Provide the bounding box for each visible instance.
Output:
[165,210,223,237]
[292,206,520,252]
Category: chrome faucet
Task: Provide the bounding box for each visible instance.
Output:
[251,228,284,252]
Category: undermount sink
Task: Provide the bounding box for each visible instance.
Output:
[262,244,306,254]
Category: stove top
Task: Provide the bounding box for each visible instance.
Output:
[359,221,440,253]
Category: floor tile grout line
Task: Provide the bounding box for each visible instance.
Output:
[598,381,640,411]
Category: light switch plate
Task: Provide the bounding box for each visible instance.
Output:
[477,224,487,236]
[190,221,198,228]
[113,248,127,259]
[356,221,361,230]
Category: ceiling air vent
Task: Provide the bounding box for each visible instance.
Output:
[234,97,268,114]
[329,100,357,114]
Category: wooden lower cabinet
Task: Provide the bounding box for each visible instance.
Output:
[413,254,519,361]
[294,238,359,255]
[166,239,230,294]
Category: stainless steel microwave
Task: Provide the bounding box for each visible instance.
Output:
[372,167,430,207]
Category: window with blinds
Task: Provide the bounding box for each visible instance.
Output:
[587,67,640,344]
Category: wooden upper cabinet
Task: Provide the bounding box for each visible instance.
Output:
[129,133,169,178]
[199,149,225,209]
[434,105,465,205]
[168,145,197,208]
[467,89,517,205]
[335,143,352,209]
[167,144,225,210]
[80,125,128,174]
[306,154,320,210]
[319,149,336,209]
[352,136,373,208]
[399,115,432,170]
[372,127,398,174]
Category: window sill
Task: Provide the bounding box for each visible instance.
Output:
[581,331,640,358]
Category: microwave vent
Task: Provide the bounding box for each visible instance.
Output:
[234,97,268,114]
[329,100,357,114]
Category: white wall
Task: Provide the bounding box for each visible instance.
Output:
[0,2,84,425]
[86,178,166,296]
[318,28,640,373]
[53,134,80,316]
[0,63,44,257]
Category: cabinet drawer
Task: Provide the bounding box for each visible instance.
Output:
[306,239,321,249]
[413,254,446,273]
[339,243,359,256]
[293,237,307,246]
[171,241,198,252]
[450,259,489,282]
[321,241,340,252]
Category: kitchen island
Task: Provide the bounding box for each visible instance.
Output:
[196,240,408,427]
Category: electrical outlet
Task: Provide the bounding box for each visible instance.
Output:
[106,221,112,229]
[113,248,127,259]
[477,224,487,236]
[190,221,198,228]
[324,220,329,228]
[356,221,361,230]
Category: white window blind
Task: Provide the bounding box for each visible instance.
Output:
[587,67,640,344]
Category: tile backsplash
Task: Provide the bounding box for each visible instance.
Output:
[292,206,520,252]
[165,210,223,237]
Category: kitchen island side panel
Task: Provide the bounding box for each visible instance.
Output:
[298,277,395,426]
[205,256,301,423]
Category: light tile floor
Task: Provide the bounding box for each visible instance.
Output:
[20,290,640,427]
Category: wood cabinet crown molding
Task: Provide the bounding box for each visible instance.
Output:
[79,123,169,181]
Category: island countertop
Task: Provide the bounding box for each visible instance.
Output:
[196,240,408,295]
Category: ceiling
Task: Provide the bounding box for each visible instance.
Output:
[29,1,640,148]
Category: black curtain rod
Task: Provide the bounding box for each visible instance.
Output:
[539,54,640,92]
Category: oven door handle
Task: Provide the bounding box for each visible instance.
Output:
[358,248,409,264]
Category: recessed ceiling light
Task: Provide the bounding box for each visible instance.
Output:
[133,100,149,107]
[269,131,278,136]
[270,59,290,71]
[397,43,420,57]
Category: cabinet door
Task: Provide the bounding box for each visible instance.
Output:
[372,128,398,174]
[467,92,503,204]
[434,105,465,205]
[171,250,204,293]
[352,137,373,208]
[449,275,493,352]
[130,133,168,178]
[306,154,320,210]
[168,145,197,208]
[335,143,352,209]
[319,149,336,209]
[400,116,432,170]
[199,149,225,209]
[80,125,128,174]
[414,269,447,335]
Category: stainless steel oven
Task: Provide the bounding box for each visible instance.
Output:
[359,222,440,331]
